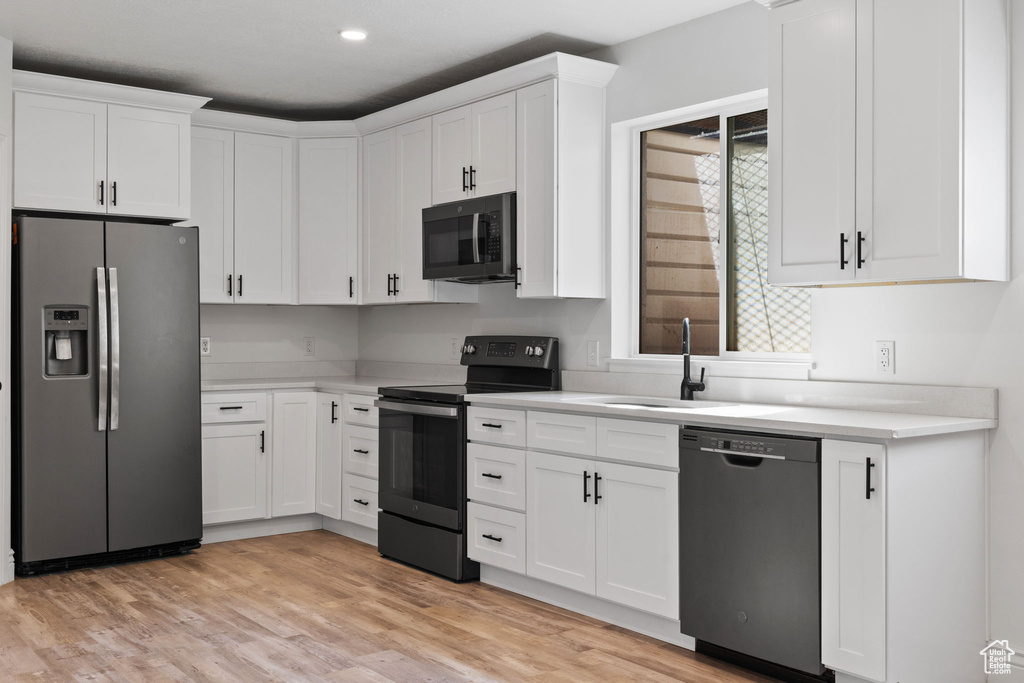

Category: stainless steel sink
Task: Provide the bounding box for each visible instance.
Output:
[582,396,736,410]
[604,401,676,408]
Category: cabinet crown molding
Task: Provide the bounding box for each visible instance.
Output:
[13,70,211,114]
[354,52,618,135]
[191,108,359,138]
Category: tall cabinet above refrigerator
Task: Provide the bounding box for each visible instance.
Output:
[12,214,202,574]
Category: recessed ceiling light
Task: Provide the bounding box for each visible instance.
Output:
[340,29,367,41]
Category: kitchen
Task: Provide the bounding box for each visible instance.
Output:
[0,0,1021,681]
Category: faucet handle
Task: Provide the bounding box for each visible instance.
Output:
[699,367,706,384]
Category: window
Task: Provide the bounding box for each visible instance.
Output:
[637,102,810,359]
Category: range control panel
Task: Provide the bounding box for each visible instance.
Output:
[460,335,559,370]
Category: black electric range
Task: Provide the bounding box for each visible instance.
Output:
[375,335,560,581]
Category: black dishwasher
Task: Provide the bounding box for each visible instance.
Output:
[679,427,826,681]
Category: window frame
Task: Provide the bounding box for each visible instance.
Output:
[609,89,811,379]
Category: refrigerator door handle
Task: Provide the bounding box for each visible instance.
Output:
[97,267,108,431]
[109,267,121,431]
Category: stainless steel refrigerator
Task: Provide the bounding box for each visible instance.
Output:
[13,215,202,574]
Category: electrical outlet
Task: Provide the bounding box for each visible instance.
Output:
[876,340,895,374]
[450,337,461,361]
[200,337,211,357]
[303,336,315,357]
[587,340,599,367]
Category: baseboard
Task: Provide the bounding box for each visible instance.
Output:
[202,514,323,544]
[480,565,694,649]
[321,517,378,547]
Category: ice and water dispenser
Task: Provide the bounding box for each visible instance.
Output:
[43,306,89,377]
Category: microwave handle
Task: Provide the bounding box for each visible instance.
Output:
[472,213,483,264]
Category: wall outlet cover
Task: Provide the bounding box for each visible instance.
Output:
[304,337,315,357]
[450,337,461,361]
[875,340,895,374]
[587,340,599,367]
[200,337,211,357]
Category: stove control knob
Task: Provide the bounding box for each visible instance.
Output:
[532,346,545,358]
[525,346,534,356]
[460,345,467,354]
[465,344,476,354]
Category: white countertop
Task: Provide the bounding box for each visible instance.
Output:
[201,375,440,395]
[466,391,997,440]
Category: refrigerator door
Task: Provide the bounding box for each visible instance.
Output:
[16,217,108,562]
[104,222,202,551]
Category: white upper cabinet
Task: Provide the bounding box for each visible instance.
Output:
[13,73,206,220]
[298,138,359,304]
[431,92,516,205]
[191,127,234,304]
[769,0,1009,286]
[516,78,607,298]
[362,119,477,305]
[233,132,295,304]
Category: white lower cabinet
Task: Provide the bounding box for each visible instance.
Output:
[200,422,268,525]
[525,450,679,619]
[315,393,344,520]
[342,475,379,529]
[271,392,317,517]
[467,502,526,574]
[821,440,886,682]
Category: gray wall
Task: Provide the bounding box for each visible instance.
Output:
[200,304,358,365]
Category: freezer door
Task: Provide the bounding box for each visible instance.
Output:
[15,217,108,563]
[104,222,202,551]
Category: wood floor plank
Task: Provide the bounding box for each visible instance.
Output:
[0,530,780,682]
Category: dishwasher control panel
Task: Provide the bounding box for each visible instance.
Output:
[681,427,819,464]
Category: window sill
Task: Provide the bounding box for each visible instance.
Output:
[607,356,811,381]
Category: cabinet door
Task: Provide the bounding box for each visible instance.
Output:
[14,92,107,213]
[395,117,434,303]
[516,80,557,298]
[106,105,190,220]
[821,440,886,682]
[767,0,857,286]
[233,132,295,304]
[315,393,344,520]
[298,138,359,304]
[470,92,516,197]
[361,127,397,304]
[526,451,595,594]
[201,423,268,524]
[595,462,678,619]
[271,392,317,517]
[431,104,471,204]
[855,0,961,282]
[191,127,235,304]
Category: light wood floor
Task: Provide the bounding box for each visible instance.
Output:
[0,530,778,682]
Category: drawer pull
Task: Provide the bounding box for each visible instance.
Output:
[353,407,370,412]
[219,406,244,410]
[482,533,503,543]
[353,449,370,454]
[481,423,503,429]
[354,499,370,506]
[481,472,503,480]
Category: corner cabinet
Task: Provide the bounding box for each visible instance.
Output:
[298,138,359,304]
[516,75,611,298]
[270,392,317,517]
[13,72,208,220]
[361,119,477,305]
[768,0,1009,286]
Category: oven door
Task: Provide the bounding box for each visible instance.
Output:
[376,399,465,531]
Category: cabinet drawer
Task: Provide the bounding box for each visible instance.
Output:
[528,411,596,456]
[467,443,526,511]
[467,502,526,574]
[341,474,378,529]
[467,406,526,447]
[597,419,679,469]
[201,392,267,424]
[343,425,379,479]
[343,393,378,426]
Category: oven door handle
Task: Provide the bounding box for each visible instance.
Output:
[472,213,483,264]
[374,399,459,418]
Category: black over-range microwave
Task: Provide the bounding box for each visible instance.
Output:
[422,192,516,283]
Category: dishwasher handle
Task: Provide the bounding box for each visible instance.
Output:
[700,446,786,461]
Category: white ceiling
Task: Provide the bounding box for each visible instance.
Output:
[6,0,750,120]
